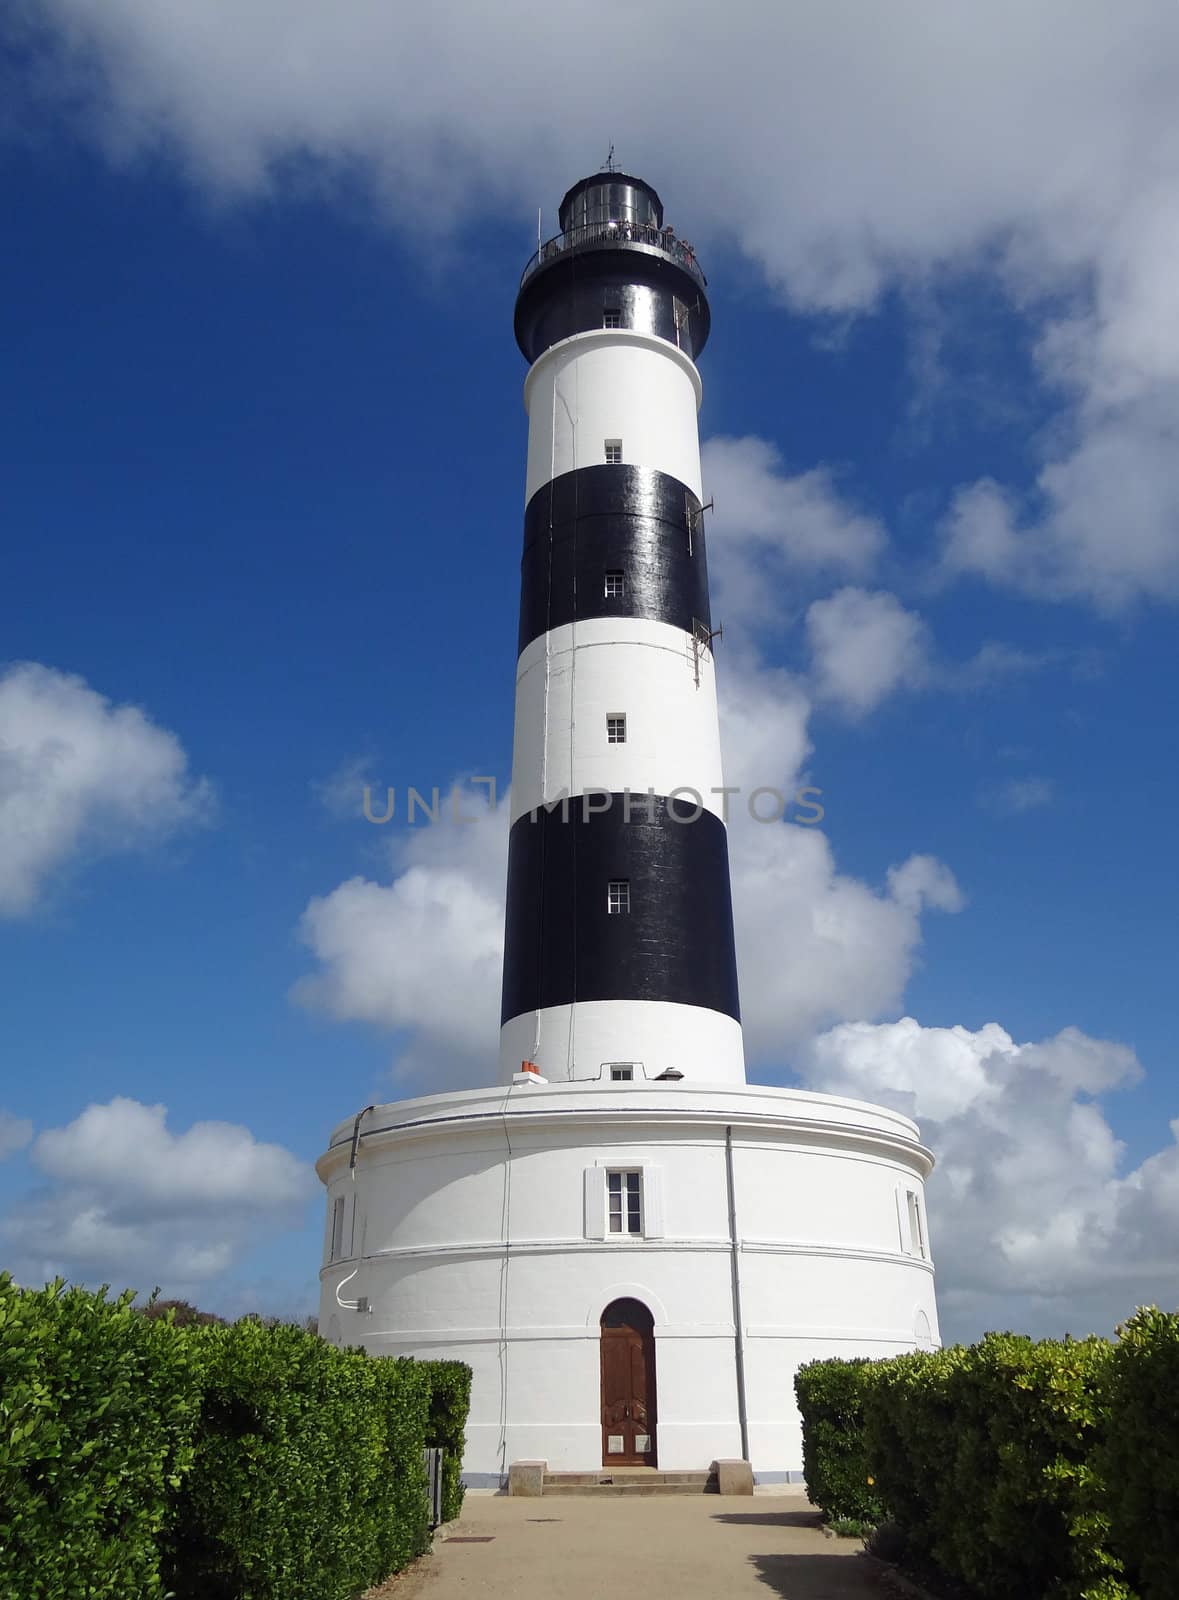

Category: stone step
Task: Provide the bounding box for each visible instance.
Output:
[541,1470,718,1496]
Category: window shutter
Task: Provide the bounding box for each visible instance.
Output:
[584,1167,607,1239]
[895,1186,913,1254]
[643,1166,665,1238]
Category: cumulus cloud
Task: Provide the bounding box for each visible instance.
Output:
[0,1111,34,1160]
[0,663,213,916]
[14,3,1179,610]
[702,437,885,622]
[716,661,962,1056]
[797,1017,1177,1338]
[3,1097,315,1292]
[294,782,508,1087]
[804,587,932,717]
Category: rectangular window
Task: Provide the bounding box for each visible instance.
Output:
[606,713,627,744]
[607,879,630,915]
[329,1195,345,1262]
[603,309,622,329]
[907,1190,926,1259]
[609,1064,634,1081]
[607,1170,642,1234]
[604,439,622,465]
[673,296,690,348]
[604,569,625,598]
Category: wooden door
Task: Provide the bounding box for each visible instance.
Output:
[600,1298,657,1466]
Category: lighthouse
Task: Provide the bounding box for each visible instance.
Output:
[501,169,743,1090]
[316,169,941,1487]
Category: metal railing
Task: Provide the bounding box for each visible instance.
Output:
[520,220,706,289]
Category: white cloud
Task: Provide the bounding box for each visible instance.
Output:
[716,660,962,1056]
[0,663,213,916]
[702,437,885,623]
[796,1017,1178,1337]
[805,587,931,717]
[294,782,508,1087]
[16,3,1179,613]
[0,1111,33,1160]
[981,776,1055,816]
[312,755,378,822]
[3,1097,315,1292]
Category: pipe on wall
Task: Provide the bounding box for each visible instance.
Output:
[725,1123,750,1463]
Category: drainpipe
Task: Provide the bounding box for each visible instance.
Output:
[349,1104,375,1173]
[725,1125,750,1463]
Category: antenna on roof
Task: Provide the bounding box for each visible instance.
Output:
[603,143,617,172]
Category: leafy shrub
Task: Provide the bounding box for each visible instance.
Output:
[794,1357,885,1523]
[862,1333,1129,1600]
[1097,1307,1179,1599]
[0,1273,204,1600]
[419,1358,472,1523]
[163,1320,433,1600]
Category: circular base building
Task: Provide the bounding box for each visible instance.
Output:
[317,1078,937,1483]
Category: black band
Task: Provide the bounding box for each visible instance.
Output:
[519,465,712,655]
[515,247,709,363]
[500,793,740,1026]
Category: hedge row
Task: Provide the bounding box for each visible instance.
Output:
[0,1274,472,1600]
[421,1359,472,1524]
[795,1310,1179,1600]
[794,1357,885,1526]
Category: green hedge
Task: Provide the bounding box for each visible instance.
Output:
[864,1335,1127,1600]
[793,1357,885,1523]
[0,1273,204,1600]
[1097,1308,1179,1599]
[421,1358,471,1524]
[164,1322,434,1600]
[799,1329,1179,1600]
[0,1275,471,1600]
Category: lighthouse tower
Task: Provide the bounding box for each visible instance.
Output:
[501,170,742,1089]
[316,170,941,1488]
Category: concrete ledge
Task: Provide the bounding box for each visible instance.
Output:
[461,1472,508,1490]
[508,1459,548,1497]
[711,1458,754,1496]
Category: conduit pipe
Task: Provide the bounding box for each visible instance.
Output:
[725,1124,750,1463]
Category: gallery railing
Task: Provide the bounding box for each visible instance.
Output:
[520,220,706,288]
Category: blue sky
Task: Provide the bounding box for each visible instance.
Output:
[1,3,1177,1338]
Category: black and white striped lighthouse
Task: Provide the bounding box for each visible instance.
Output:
[499,170,745,1087]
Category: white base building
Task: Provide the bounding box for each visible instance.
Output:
[318,1078,938,1483]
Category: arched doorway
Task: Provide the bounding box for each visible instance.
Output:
[600,1298,657,1466]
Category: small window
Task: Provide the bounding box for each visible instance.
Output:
[329,1195,345,1262]
[607,1170,642,1233]
[604,569,625,598]
[606,714,627,744]
[607,879,630,915]
[603,309,622,329]
[907,1191,927,1259]
[609,1064,634,1081]
[673,296,690,348]
[604,439,622,465]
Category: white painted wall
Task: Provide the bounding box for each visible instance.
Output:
[317,1082,940,1481]
[510,619,724,824]
[498,1000,745,1086]
[524,331,704,502]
